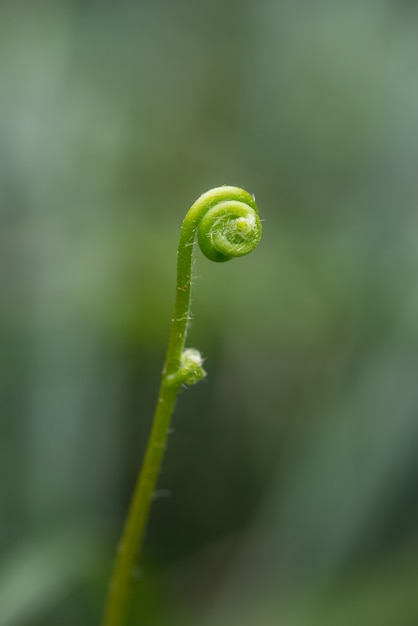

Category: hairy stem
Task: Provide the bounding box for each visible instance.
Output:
[102,186,261,626]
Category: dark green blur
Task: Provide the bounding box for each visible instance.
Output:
[1,1,417,624]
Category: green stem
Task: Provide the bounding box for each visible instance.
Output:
[102,186,261,626]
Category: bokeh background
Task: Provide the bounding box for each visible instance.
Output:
[1,1,418,624]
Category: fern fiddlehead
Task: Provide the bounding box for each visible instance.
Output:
[102,186,261,626]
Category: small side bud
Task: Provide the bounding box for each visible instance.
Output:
[167,348,206,388]
[180,348,206,385]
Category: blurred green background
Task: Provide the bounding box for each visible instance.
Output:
[1,1,418,624]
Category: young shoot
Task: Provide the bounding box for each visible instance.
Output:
[102,185,262,626]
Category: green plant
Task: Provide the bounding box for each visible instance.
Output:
[102,186,262,626]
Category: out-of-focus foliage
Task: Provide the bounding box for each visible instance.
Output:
[1,1,417,624]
